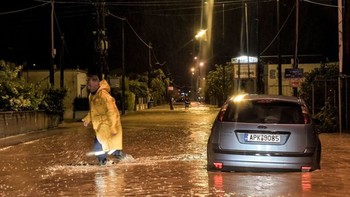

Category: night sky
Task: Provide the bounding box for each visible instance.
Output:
[0,0,339,87]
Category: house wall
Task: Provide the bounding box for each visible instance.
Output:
[266,63,321,96]
[22,69,88,119]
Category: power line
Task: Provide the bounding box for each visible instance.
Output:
[0,2,50,15]
[108,12,151,49]
[260,4,296,55]
[54,12,73,66]
[35,0,92,5]
[303,0,343,8]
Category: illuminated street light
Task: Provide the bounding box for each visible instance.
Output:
[195,29,207,40]
[191,67,195,75]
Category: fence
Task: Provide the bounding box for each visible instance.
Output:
[0,111,59,138]
[311,78,350,132]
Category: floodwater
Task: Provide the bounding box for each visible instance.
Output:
[0,104,350,196]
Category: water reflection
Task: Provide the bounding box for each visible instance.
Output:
[94,172,105,194]
[301,172,312,192]
[207,172,313,196]
[94,169,124,196]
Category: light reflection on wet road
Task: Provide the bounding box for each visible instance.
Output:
[1,104,350,196]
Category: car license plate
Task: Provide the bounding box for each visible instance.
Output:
[244,133,281,143]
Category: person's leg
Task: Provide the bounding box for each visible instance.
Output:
[93,137,107,165]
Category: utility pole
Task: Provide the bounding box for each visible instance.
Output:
[121,19,126,115]
[277,0,282,95]
[245,3,250,80]
[60,34,64,88]
[50,0,55,86]
[293,0,299,96]
[148,42,152,108]
[256,0,262,94]
[338,0,344,133]
[148,42,152,88]
[94,0,109,81]
[345,0,350,132]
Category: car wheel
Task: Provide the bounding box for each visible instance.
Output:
[317,142,321,169]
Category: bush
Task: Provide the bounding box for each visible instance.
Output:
[299,62,339,132]
[0,60,67,121]
[40,87,67,115]
[0,60,42,111]
[314,97,337,133]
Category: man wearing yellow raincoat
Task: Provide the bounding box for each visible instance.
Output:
[82,75,123,165]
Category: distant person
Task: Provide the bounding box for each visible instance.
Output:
[170,97,174,110]
[184,97,190,109]
[82,75,124,166]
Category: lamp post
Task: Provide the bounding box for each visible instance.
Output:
[198,61,205,101]
[191,67,195,100]
[50,0,55,87]
[194,29,207,102]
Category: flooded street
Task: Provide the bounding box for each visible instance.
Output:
[1,104,350,196]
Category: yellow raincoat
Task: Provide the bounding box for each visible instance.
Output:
[83,80,122,151]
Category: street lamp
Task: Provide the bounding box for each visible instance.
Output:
[195,29,207,40]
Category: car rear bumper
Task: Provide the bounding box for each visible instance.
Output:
[207,151,320,172]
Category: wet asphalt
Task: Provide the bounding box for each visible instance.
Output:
[0,103,350,196]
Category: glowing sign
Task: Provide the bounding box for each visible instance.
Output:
[284,68,304,79]
[231,56,258,63]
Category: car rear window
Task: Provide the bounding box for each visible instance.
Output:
[222,99,305,124]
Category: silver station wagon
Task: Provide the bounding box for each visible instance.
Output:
[207,94,321,172]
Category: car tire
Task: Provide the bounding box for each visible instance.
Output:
[316,140,322,169]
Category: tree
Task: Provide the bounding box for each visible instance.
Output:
[149,68,170,105]
[206,64,235,106]
[299,62,339,132]
[129,80,148,98]
[129,78,148,110]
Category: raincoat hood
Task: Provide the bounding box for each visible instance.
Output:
[98,80,111,93]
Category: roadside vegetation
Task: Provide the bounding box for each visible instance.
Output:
[299,62,339,133]
[0,60,66,115]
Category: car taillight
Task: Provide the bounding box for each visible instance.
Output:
[301,166,312,172]
[301,106,310,124]
[303,113,310,124]
[214,162,223,169]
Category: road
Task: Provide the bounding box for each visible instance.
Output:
[0,103,350,196]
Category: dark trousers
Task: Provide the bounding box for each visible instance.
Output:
[93,137,122,161]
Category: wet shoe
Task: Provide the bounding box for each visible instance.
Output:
[115,154,124,160]
[114,151,125,161]
[98,158,107,166]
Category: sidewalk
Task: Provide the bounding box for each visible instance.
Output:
[0,122,81,149]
